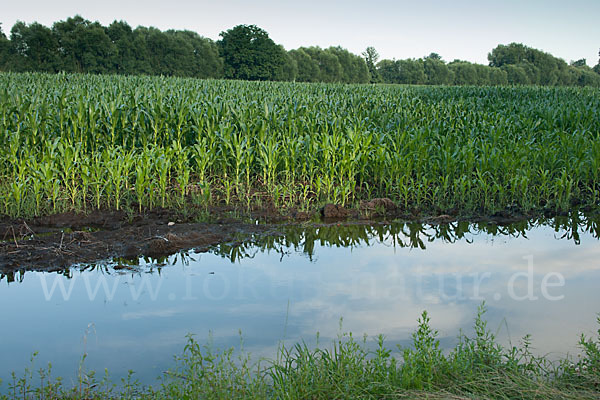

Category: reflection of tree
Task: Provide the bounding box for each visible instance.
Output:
[3,214,599,282]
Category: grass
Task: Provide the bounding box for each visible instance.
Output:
[1,304,599,399]
[1,72,600,219]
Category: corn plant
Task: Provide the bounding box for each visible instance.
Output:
[0,72,599,218]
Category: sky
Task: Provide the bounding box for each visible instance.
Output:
[1,0,599,66]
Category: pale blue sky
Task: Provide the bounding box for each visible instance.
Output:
[1,0,599,66]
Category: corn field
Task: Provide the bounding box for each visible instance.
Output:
[1,72,599,218]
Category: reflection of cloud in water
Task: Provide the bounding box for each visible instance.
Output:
[1,219,599,385]
[216,223,600,358]
[121,308,183,320]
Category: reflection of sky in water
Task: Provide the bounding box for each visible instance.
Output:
[1,222,599,386]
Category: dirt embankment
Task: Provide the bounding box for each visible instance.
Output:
[0,199,538,274]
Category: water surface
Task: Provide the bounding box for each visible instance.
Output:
[1,217,599,386]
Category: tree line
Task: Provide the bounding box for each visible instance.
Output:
[1,16,599,87]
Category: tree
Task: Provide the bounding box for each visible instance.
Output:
[158,30,223,78]
[328,46,369,83]
[425,52,442,61]
[290,48,320,82]
[377,59,425,84]
[502,64,530,85]
[52,16,115,73]
[218,24,285,81]
[488,43,529,67]
[273,47,297,81]
[0,23,10,70]
[568,66,600,87]
[9,21,59,72]
[488,43,573,85]
[377,59,397,83]
[571,59,587,67]
[397,59,426,84]
[448,61,478,85]
[488,67,508,85]
[176,30,223,78]
[313,48,342,82]
[362,46,380,83]
[298,47,343,83]
[107,20,136,74]
[423,57,452,85]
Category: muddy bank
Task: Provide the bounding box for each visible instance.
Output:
[0,208,273,274]
[0,201,548,274]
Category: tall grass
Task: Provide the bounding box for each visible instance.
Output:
[2,304,599,399]
[1,72,600,218]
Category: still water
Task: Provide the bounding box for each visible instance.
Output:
[1,217,599,386]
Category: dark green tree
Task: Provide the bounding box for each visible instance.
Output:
[8,21,59,72]
[162,30,197,76]
[397,59,426,84]
[315,48,342,82]
[425,52,442,61]
[488,67,508,85]
[290,48,320,82]
[502,64,530,84]
[273,48,297,81]
[3,15,600,87]
[377,59,425,84]
[300,47,343,83]
[488,42,574,85]
[362,46,380,83]
[0,23,8,70]
[125,27,149,74]
[376,59,397,83]
[218,24,285,81]
[570,59,587,67]
[172,30,223,78]
[423,57,452,84]
[107,20,136,74]
[328,46,369,83]
[448,61,478,85]
[52,16,115,73]
[568,66,600,87]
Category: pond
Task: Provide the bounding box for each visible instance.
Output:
[1,216,599,386]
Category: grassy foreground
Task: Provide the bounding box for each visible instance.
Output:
[2,305,599,399]
[1,72,600,219]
